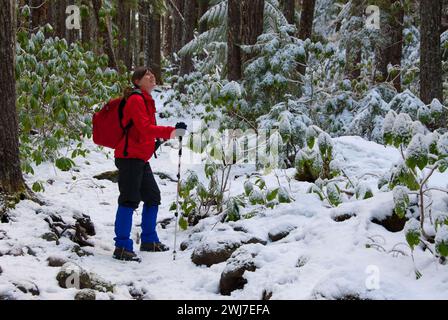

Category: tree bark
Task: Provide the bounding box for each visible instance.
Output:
[81,0,93,46]
[54,0,67,39]
[280,0,295,25]
[198,0,209,34]
[138,0,146,66]
[227,0,242,81]
[297,0,316,76]
[180,0,197,75]
[0,0,26,195]
[172,0,184,58]
[92,0,118,69]
[117,0,132,70]
[298,0,315,40]
[66,0,80,44]
[162,15,171,59]
[241,0,264,65]
[146,4,163,84]
[344,0,363,80]
[420,0,443,104]
[375,0,404,92]
[30,0,48,31]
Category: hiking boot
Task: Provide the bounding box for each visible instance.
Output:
[113,247,141,262]
[140,242,170,252]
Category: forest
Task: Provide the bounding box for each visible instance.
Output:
[0,0,448,300]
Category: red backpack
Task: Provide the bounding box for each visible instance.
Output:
[92,90,145,156]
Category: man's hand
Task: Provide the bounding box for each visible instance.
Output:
[174,122,187,137]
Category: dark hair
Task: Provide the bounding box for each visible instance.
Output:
[123,67,152,98]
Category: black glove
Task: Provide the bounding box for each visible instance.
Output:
[175,122,187,137]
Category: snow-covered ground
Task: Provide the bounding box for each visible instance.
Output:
[1,95,448,300]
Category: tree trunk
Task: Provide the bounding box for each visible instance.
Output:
[344,0,363,80]
[146,4,163,84]
[227,0,242,81]
[132,8,138,69]
[241,0,264,65]
[298,0,315,40]
[297,0,316,76]
[138,0,146,66]
[280,0,295,25]
[172,0,184,59]
[180,0,197,75]
[30,0,48,31]
[0,0,26,195]
[54,0,67,39]
[66,0,80,44]
[92,0,118,70]
[198,0,209,34]
[81,0,93,46]
[420,0,443,104]
[375,0,404,92]
[163,14,173,60]
[117,0,132,71]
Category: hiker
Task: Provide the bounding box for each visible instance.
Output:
[113,67,187,262]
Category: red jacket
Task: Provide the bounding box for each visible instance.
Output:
[114,90,175,162]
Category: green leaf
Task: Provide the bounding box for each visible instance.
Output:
[32,181,44,193]
[266,188,279,202]
[244,180,253,196]
[436,241,448,257]
[406,230,420,250]
[393,186,410,218]
[55,157,75,172]
[254,177,266,190]
[179,217,188,230]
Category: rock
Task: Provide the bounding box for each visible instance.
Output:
[242,236,267,246]
[93,170,119,183]
[47,179,55,185]
[13,281,40,296]
[268,224,296,242]
[371,210,407,232]
[262,290,272,300]
[232,225,248,233]
[192,241,242,267]
[180,240,189,251]
[57,263,114,293]
[0,230,8,240]
[296,256,309,268]
[0,265,2,275]
[0,293,15,300]
[75,289,96,300]
[73,213,96,236]
[25,246,37,256]
[47,256,68,267]
[128,286,147,300]
[333,213,356,222]
[57,264,92,289]
[219,245,259,295]
[71,245,94,257]
[41,232,59,243]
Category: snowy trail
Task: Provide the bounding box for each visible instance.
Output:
[1,134,448,300]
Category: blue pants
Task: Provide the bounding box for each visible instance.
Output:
[114,205,160,251]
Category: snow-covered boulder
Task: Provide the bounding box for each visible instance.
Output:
[268,223,296,242]
[219,245,261,296]
[74,289,96,300]
[191,240,241,267]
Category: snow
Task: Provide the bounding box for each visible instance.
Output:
[2,96,448,300]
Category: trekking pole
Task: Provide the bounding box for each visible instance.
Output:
[173,135,183,261]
